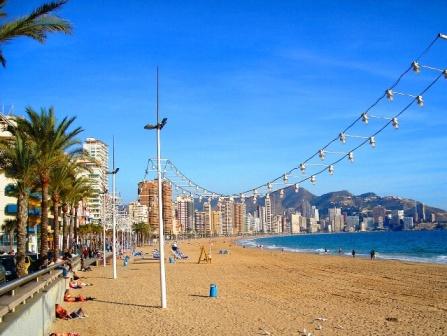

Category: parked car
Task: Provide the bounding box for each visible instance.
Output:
[0,255,17,281]
[0,263,6,285]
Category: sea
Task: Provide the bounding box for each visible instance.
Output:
[239,230,447,264]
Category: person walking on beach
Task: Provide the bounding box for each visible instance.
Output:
[370,249,376,260]
[352,249,356,258]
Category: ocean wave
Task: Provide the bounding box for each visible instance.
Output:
[377,254,447,264]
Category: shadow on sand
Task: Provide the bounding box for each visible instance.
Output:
[189,294,209,298]
[93,299,160,309]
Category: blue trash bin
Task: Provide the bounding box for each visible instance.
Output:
[209,284,218,298]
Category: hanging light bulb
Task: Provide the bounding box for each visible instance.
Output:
[386,89,394,101]
[412,61,420,73]
[361,112,369,124]
[188,180,193,186]
[318,149,325,160]
[267,182,272,191]
[369,136,376,148]
[196,186,200,190]
[283,173,288,183]
[310,175,316,184]
[328,165,334,175]
[416,95,424,107]
[299,163,306,174]
[253,196,257,204]
[392,117,399,129]
[175,185,179,191]
[348,151,354,162]
[339,132,346,144]
[265,192,270,199]
[182,190,186,194]
[279,189,285,199]
[254,189,258,197]
[294,183,299,193]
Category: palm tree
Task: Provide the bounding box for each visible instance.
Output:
[67,177,93,250]
[0,0,72,67]
[16,107,83,264]
[0,131,36,277]
[49,157,75,260]
[2,219,16,252]
[133,222,150,246]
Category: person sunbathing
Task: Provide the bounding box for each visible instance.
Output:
[55,304,88,320]
[49,333,80,336]
[69,279,93,289]
[64,290,95,302]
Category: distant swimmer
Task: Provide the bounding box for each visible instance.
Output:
[352,249,356,258]
[338,248,342,255]
[370,249,376,260]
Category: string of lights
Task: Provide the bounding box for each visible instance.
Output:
[142,33,447,203]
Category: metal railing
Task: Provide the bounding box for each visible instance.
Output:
[0,256,80,322]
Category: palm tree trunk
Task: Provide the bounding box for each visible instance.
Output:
[9,231,13,252]
[52,196,60,262]
[74,206,79,252]
[69,206,75,250]
[39,177,49,264]
[62,204,68,252]
[16,191,28,277]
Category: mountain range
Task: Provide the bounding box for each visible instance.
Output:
[243,186,447,221]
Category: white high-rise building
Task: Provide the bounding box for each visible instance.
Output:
[82,138,109,224]
[264,196,272,233]
[218,198,234,235]
[175,196,194,233]
[128,201,148,224]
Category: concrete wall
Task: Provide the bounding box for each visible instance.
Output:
[0,276,68,336]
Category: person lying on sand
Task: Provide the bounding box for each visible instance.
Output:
[49,332,80,336]
[55,304,88,320]
[64,290,95,302]
[69,279,93,289]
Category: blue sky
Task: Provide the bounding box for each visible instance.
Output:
[1,1,446,209]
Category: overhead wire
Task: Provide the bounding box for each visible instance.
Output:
[142,33,446,201]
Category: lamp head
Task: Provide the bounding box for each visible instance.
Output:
[144,123,157,130]
[160,118,168,129]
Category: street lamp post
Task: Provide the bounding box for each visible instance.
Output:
[144,67,168,308]
[100,189,108,267]
[107,138,119,279]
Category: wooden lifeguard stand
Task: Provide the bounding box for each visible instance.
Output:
[198,245,212,264]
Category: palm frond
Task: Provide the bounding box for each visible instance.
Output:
[0,0,7,18]
[0,0,71,66]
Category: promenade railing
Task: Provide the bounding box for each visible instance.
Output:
[0,256,80,322]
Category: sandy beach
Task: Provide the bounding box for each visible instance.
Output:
[51,238,447,336]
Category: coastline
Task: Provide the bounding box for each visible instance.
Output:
[51,237,447,335]
[238,231,447,265]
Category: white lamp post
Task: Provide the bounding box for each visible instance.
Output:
[107,138,119,279]
[144,67,168,308]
